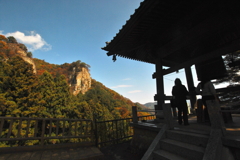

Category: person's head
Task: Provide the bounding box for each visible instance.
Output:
[200,76,210,87]
[174,78,182,86]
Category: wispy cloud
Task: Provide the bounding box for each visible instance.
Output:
[111,85,133,88]
[1,31,51,51]
[122,78,131,81]
[128,90,142,93]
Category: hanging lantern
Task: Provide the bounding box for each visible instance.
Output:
[112,54,117,62]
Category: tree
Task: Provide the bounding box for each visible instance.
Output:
[7,36,17,43]
[69,60,91,72]
[0,35,8,42]
[215,51,240,85]
[54,74,71,118]
[0,40,9,59]
[214,51,240,106]
[18,43,28,52]
[27,52,33,58]
[0,56,43,117]
[38,71,58,118]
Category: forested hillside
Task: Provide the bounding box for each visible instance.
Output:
[0,35,149,121]
[144,102,157,109]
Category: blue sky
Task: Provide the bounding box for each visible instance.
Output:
[0,0,225,104]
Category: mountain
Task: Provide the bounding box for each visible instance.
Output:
[1,35,91,96]
[33,58,92,95]
[0,35,153,148]
[0,34,150,121]
[0,36,37,73]
[143,102,157,109]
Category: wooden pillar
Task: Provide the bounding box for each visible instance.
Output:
[132,106,138,123]
[154,59,164,111]
[153,59,175,123]
[185,67,196,109]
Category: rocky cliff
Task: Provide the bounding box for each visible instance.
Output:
[8,43,37,74]
[8,43,91,95]
[18,51,37,74]
[1,36,91,95]
[69,67,91,95]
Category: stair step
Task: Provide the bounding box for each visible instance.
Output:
[166,130,209,147]
[153,150,190,160]
[173,126,210,135]
[160,139,205,160]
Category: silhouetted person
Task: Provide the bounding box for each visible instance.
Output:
[172,78,189,125]
[196,78,218,121]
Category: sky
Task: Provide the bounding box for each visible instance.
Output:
[0,0,227,104]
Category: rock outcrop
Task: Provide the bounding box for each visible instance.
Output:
[69,67,91,95]
[8,43,37,74]
[7,43,91,95]
[18,51,37,74]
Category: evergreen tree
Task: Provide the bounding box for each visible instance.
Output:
[54,74,71,118]
[7,36,17,43]
[0,56,42,117]
[38,71,58,118]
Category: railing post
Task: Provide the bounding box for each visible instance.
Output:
[0,118,4,137]
[41,119,46,145]
[68,120,72,136]
[18,119,22,138]
[132,106,138,123]
[34,120,38,137]
[115,120,118,144]
[7,119,14,139]
[25,119,30,138]
[93,114,98,147]
[56,120,59,136]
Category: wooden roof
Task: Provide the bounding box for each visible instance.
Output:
[102,0,240,70]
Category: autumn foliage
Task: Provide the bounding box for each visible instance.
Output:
[0,35,150,147]
[0,34,150,119]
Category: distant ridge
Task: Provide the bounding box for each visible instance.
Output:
[143,102,157,109]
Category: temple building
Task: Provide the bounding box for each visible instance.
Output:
[102,0,240,159]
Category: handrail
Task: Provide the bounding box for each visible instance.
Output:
[137,109,161,112]
[95,115,156,147]
[0,116,92,121]
[0,117,94,146]
[0,115,156,148]
[96,117,132,123]
[221,110,240,113]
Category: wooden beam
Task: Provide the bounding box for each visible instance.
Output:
[162,38,240,75]
[155,59,164,111]
[185,67,196,109]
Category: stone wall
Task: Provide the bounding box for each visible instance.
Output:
[130,126,158,152]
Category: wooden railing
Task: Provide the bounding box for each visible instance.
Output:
[0,114,156,149]
[0,117,94,146]
[138,115,156,121]
[95,115,156,147]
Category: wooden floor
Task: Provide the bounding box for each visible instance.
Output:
[135,114,240,136]
[0,146,104,160]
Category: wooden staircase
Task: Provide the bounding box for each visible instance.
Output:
[150,129,210,160]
